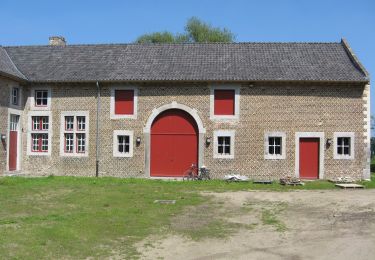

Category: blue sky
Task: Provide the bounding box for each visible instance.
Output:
[1,0,374,112]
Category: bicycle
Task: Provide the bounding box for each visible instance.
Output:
[182,164,211,181]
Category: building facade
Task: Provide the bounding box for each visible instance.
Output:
[0,38,371,180]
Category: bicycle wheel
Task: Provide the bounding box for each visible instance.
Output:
[182,172,193,181]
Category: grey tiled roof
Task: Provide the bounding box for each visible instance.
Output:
[0,47,26,80]
[1,41,369,82]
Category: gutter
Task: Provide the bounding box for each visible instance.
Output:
[95,81,101,177]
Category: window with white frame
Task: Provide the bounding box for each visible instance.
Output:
[11,87,19,106]
[113,130,134,157]
[110,87,138,119]
[35,90,48,107]
[60,112,89,156]
[264,132,286,159]
[210,85,240,121]
[31,88,51,110]
[31,116,49,152]
[27,111,52,155]
[213,130,235,159]
[334,132,354,159]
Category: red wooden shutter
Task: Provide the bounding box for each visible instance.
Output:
[214,90,235,115]
[115,90,134,115]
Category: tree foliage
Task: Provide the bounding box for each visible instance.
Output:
[136,17,235,43]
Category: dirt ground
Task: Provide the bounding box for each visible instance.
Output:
[137,190,375,260]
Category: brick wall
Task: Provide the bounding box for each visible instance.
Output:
[20,81,368,180]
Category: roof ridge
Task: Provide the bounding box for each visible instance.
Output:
[3,41,342,48]
[341,38,370,80]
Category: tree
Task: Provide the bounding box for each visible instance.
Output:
[135,17,235,43]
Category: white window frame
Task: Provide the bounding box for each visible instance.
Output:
[264,132,286,160]
[333,132,355,160]
[113,130,134,157]
[30,87,51,111]
[110,86,138,119]
[213,130,235,159]
[9,86,22,108]
[59,111,89,157]
[210,84,240,121]
[27,111,52,156]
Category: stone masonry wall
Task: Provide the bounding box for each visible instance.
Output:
[0,76,25,175]
[21,81,367,180]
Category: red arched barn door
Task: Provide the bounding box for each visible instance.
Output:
[151,109,198,177]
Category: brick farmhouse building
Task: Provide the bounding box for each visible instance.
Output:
[0,37,371,180]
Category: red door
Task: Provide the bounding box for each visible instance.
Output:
[9,115,19,171]
[151,109,198,177]
[299,138,319,179]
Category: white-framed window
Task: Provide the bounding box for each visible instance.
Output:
[210,84,240,121]
[333,132,354,159]
[213,130,235,159]
[110,86,138,119]
[30,87,51,110]
[27,111,52,156]
[264,132,286,160]
[59,111,89,157]
[9,86,22,109]
[113,130,134,157]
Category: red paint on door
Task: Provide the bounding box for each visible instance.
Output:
[214,90,235,115]
[299,138,319,179]
[115,90,134,115]
[9,130,18,171]
[151,109,198,177]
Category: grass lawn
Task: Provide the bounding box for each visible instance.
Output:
[0,174,374,259]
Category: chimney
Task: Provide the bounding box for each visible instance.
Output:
[49,36,66,46]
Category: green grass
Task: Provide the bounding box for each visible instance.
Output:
[261,202,288,232]
[0,174,374,259]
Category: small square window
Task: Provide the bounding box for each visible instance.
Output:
[337,137,351,156]
[333,132,354,160]
[113,130,133,157]
[218,136,231,155]
[214,130,235,159]
[264,132,286,160]
[268,137,282,155]
[35,90,48,107]
[118,135,130,154]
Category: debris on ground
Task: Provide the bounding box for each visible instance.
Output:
[280,176,304,186]
[253,180,273,184]
[224,174,250,182]
[328,176,355,183]
[154,200,176,204]
[335,183,364,189]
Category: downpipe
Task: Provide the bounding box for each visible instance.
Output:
[95,81,101,177]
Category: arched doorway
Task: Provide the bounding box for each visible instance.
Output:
[150,109,198,177]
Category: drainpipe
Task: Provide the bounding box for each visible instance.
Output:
[95,81,101,177]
